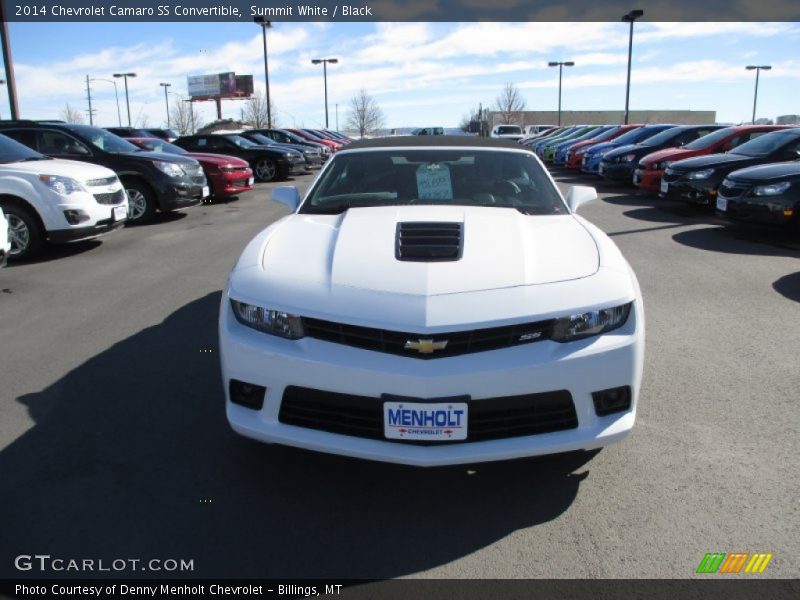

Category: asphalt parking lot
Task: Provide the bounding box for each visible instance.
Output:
[0,170,798,579]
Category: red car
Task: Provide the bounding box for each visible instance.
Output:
[127,137,254,199]
[566,124,642,169]
[286,128,342,152]
[635,125,791,192]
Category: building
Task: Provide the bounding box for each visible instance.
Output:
[776,114,800,125]
[489,110,717,127]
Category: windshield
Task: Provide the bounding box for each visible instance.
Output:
[591,126,621,142]
[225,135,259,148]
[277,130,307,144]
[137,139,188,155]
[497,126,522,135]
[683,127,735,150]
[246,133,276,146]
[0,133,50,163]
[301,149,566,216]
[732,130,799,157]
[640,127,688,147]
[72,126,140,153]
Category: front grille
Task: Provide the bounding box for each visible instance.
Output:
[222,166,249,173]
[93,189,126,205]
[278,386,578,443]
[303,317,553,359]
[184,164,205,177]
[86,176,117,187]
[396,221,463,262]
[718,179,750,199]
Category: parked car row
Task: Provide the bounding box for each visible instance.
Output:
[0,117,352,262]
[528,122,800,233]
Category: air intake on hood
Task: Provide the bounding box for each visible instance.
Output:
[396,222,463,262]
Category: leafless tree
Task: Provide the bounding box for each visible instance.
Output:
[345,89,385,138]
[493,83,526,125]
[60,103,85,124]
[169,97,204,135]
[137,113,151,128]
[241,91,278,128]
[459,105,484,132]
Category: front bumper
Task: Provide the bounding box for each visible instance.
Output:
[220,297,644,466]
[160,182,205,211]
[660,172,718,205]
[210,171,254,197]
[48,217,126,244]
[600,161,636,182]
[634,168,663,192]
[582,155,603,174]
[717,192,797,226]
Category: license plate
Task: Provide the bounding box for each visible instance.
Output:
[660,180,669,194]
[112,206,127,221]
[248,177,254,186]
[383,399,468,441]
[202,186,210,198]
[598,164,605,175]
[716,196,728,212]
[633,170,642,184]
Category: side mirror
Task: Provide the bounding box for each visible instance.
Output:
[271,186,301,212]
[566,185,598,213]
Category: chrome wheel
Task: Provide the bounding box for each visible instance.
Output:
[126,188,148,221]
[7,213,30,256]
[255,159,277,182]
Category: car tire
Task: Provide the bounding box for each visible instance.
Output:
[254,158,277,182]
[1,202,44,261]
[123,181,157,224]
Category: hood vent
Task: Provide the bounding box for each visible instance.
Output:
[395,222,463,262]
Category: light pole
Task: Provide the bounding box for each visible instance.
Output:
[621,9,644,125]
[311,58,338,128]
[746,65,771,124]
[91,78,122,126]
[547,61,574,126]
[160,83,171,127]
[0,78,5,119]
[254,17,273,128]
[113,72,137,126]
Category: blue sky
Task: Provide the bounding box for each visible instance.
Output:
[4,21,800,128]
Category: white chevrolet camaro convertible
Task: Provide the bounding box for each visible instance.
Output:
[219,137,644,466]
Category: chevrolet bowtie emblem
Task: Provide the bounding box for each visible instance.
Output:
[404,338,449,354]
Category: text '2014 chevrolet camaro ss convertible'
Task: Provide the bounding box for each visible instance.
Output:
[219,137,645,466]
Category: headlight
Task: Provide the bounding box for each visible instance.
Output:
[688,168,715,180]
[753,181,791,196]
[623,154,637,163]
[285,152,295,158]
[657,161,671,171]
[153,161,185,178]
[230,299,305,339]
[551,302,632,343]
[38,175,86,196]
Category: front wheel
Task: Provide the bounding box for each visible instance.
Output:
[1,203,44,261]
[124,181,157,224]
[253,158,277,182]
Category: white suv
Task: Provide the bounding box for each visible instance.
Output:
[490,124,524,141]
[0,208,9,267]
[0,133,128,260]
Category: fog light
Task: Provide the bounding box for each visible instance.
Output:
[229,379,266,410]
[592,386,632,416]
[63,209,90,225]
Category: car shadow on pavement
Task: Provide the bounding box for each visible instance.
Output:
[773,272,800,303]
[0,292,596,580]
[5,239,103,266]
[672,225,800,257]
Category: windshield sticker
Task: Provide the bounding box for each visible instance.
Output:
[416,162,453,200]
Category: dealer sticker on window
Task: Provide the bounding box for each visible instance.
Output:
[416,162,453,200]
[383,399,468,441]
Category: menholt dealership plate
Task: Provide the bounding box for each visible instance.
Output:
[382,395,469,441]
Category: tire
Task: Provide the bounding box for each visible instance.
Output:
[253,158,277,182]
[123,180,157,224]
[1,202,44,261]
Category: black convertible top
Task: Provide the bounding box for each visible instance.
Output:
[343,135,528,150]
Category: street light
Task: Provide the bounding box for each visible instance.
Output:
[311,58,338,128]
[113,72,137,126]
[254,17,273,128]
[745,65,771,124]
[160,83,171,128]
[621,9,644,125]
[547,61,574,126]
[91,78,122,126]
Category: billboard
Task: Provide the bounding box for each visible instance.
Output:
[187,73,254,98]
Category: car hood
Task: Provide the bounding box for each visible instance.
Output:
[640,147,706,165]
[0,157,116,180]
[603,143,646,159]
[130,150,198,165]
[671,152,753,171]
[254,206,599,297]
[728,161,800,182]
[586,141,622,156]
[186,152,249,166]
